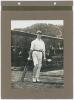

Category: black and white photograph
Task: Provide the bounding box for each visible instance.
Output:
[11,20,64,89]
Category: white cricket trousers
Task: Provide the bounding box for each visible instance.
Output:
[32,51,42,78]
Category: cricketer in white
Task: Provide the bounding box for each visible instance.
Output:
[28,30,46,82]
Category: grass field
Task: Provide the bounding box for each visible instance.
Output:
[11,69,64,89]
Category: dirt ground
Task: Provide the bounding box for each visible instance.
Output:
[11,69,64,89]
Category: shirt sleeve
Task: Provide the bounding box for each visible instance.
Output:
[43,42,45,52]
[30,41,34,50]
[43,41,46,58]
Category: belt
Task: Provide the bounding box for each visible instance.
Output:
[33,50,43,52]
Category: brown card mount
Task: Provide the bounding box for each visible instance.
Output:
[1,1,73,99]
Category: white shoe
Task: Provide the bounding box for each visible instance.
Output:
[32,78,36,82]
[36,78,40,82]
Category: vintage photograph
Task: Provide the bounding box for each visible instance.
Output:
[11,20,64,89]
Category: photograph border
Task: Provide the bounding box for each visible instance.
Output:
[1,1,73,99]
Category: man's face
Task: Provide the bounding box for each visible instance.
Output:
[37,34,41,39]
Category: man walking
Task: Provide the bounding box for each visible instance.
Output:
[28,30,46,82]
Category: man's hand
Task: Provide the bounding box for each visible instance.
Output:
[27,57,31,61]
[44,57,46,61]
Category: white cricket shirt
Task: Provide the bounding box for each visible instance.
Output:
[30,38,45,52]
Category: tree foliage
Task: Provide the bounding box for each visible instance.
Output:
[14,23,64,38]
